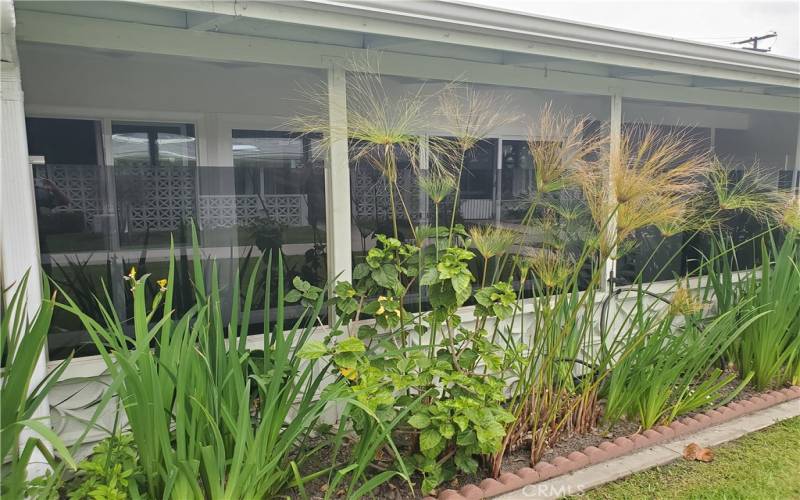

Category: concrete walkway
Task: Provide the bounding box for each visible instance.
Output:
[494,398,800,499]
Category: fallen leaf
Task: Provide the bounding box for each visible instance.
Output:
[683,442,714,462]
[696,447,715,462]
[683,442,700,460]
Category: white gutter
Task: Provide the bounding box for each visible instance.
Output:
[131,0,800,88]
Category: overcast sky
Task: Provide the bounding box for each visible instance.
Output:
[465,0,800,58]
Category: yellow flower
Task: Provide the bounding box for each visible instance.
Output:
[669,282,704,317]
[157,279,168,292]
[339,367,358,381]
[124,266,137,281]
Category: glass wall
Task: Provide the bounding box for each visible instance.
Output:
[617,101,799,283]
[28,118,327,359]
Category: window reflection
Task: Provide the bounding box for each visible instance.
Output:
[27,118,328,359]
[500,140,535,224]
[111,122,197,167]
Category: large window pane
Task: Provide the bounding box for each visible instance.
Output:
[500,139,535,224]
[27,117,110,358]
[112,122,197,167]
[616,101,799,283]
[29,119,328,359]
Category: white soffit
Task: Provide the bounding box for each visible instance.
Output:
[11,0,800,110]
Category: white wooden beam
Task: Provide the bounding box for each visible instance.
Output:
[605,91,622,290]
[14,10,800,113]
[501,53,554,65]
[324,58,352,290]
[363,34,425,50]
[186,12,237,32]
[0,0,51,479]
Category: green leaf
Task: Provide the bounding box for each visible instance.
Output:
[296,340,328,359]
[292,276,311,292]
[453,415,469,432]
[357,325,378,340]
[353,262,371,279]
[333,351,359,369]
[438,422,455,440]
[454,451,478,474]
[284,289,302,303]
[372,264,399,289]
[419,428,442,452]
[335,337,366,353]
[407,414,431,429]
[420,266,439,286]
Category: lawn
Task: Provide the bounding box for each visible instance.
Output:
[580,416,800,499]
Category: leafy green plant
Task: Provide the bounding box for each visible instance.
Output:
[709,233,800,389]
[603,286,758,429]
[57,226,407,499]
[63,434,143,500]
[303,328,512,493]
[1,272,76,498]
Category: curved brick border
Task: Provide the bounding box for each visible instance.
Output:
[424,386,800,500]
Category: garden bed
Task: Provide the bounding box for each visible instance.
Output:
[421,386,800,500]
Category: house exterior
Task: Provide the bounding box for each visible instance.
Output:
[1,0,799,444]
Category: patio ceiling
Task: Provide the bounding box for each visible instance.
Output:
[12,0,800,107]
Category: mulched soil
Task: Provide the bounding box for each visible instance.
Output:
[295,376,765,499]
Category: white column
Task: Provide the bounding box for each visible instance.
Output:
[794,120,800,199]
[418,135,430,226]
[604,91,623,290]
[0,0,52,477]
[495,138,503,224]
[324,58,352,285]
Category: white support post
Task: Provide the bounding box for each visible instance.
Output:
[495,138,503,224]
[0,0,52,478]
[324,59,352,287]
[794,122,800,200]
[418,135,430,226]
[604,91,623,291]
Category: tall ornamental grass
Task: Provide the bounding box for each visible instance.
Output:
[57,228,408,499]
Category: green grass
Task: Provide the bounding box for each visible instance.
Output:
[579,416,800,500]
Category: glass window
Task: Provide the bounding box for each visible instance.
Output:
[350,142,420,257]
[27,117,110,359]
[453,140,497,224]
[30,119,329,359]
[500,139,535,224]
[616,102,799,283]
[111,122,196,167]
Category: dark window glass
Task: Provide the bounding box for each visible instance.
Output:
[350,142,420,256]
[615,124,711,284]
[500,140,535,224]
[27,118,109,358]
[112,122,196,167]
[616,105,799,283]
[29,120,328,359]
[27,118,100,164]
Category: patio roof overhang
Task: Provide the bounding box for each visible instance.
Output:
[12,0,800,113]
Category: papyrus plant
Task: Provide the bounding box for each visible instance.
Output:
[292,55,430,239]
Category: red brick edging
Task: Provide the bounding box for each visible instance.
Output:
[424,386,800,500]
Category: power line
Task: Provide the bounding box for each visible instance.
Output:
[731,31,777,52]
